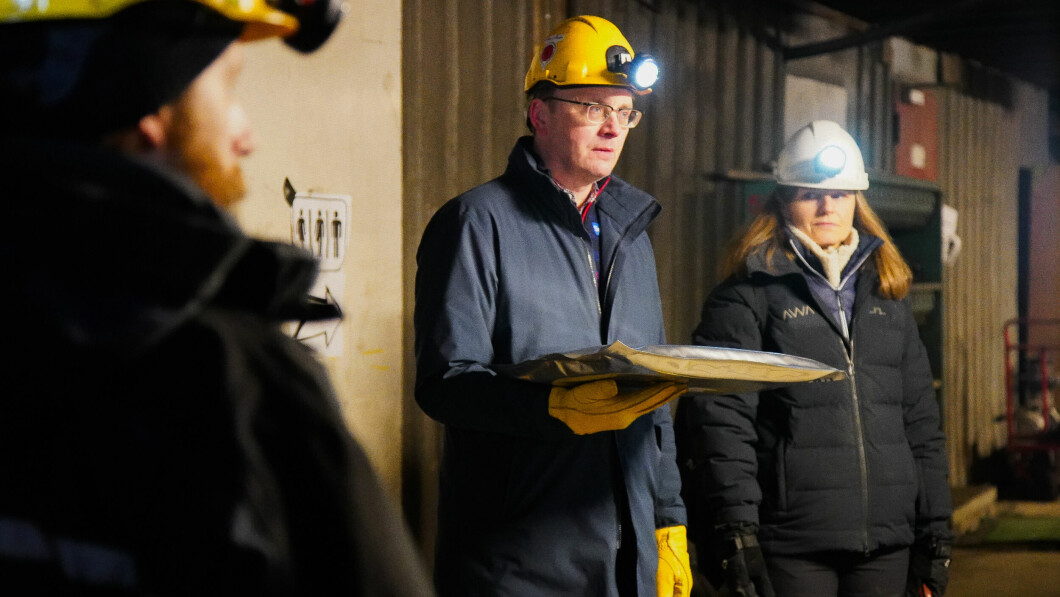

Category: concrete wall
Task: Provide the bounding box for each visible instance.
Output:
[234,3,405,498]
[1028,165,1060,348]
[1018,84,1059,351]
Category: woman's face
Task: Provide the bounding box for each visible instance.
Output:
[786,188,857,249]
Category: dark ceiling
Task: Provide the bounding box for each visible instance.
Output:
[791,0,1060,92]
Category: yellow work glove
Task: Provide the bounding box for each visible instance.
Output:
[656,525,693,597]
[548,379,686,435]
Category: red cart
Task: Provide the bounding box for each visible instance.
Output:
[1003,318,1060,499]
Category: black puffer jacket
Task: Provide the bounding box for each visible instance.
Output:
[675,234,951,557]
[415,137,685,596]
[0,138,433,596]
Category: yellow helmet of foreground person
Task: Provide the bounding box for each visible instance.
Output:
[525,15,659,95]
[0,0,346,52]
[774,120,870,191]
[1,0,346,138]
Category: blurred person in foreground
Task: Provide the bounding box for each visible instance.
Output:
[675,121,952,597]
[414,14,691,597]
[0,0,433,594]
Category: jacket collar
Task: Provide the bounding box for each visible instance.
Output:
[745,230,882,282]
[786,229,882,290]
[505,136,660,238]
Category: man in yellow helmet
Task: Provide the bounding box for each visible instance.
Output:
[414,15,692,597]
[0,1,432,594]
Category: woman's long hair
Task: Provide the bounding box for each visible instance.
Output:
[723,186,913,299]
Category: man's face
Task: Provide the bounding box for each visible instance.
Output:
[164,42,254,208]
[531,86,634,193]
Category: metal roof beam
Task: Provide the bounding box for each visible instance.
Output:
[782,0,993,60]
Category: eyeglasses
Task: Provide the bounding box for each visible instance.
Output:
[544,97,643,128]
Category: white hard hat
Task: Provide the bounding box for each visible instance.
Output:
[774,120,869,190]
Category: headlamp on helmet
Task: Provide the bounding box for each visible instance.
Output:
[524,15,658,95]
[814,145,847,176]
[774,120,869,191]
[271,0,347,53]
[606,45,658,91]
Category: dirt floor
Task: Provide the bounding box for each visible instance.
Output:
[686,497,1060,597]
[948,546,1060,597]
[949,500,1060,597]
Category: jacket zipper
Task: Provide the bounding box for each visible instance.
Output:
[601,224,632,317]
[800,242,866,552]
[591,209,641,548]
[835,271,869,555]
[843,334,871,554]
[604,254,617,304]
[786,237,877,554]
[786,237,868,341]
[592,211,640,321]
[836,293,850,340]
[589,240,618,544]
[584,246,602,315]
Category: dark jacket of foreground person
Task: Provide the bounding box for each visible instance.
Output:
[0,138,434,596]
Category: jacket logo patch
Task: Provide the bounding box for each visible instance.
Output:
[782,305,816,320]
[869,306,887,315]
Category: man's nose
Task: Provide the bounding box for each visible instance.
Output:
[234,128,256,157]
[598,111,622,136]
[230,104,256,157]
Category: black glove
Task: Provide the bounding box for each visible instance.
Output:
[906,534,952,597]
[717,523,775,597]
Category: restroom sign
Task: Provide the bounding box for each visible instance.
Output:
[287,189,351,356]
[291,192,350,272]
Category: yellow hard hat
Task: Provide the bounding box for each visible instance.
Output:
[525,15,658,95]
[1,0,344,52]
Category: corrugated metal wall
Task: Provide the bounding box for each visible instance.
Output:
[401,0,567,556]
[572,0,785,344]
[937,88,1023,486]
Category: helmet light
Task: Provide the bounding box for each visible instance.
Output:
[815,145,847,176]
[606,45,658,91]
[275,0,348,53]
[631,57,659,90]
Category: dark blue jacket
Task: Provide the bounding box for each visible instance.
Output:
[0,138,434,596]
[415,137,685,596]
[675,235,951,557]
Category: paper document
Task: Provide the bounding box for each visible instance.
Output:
[495,341,844,394]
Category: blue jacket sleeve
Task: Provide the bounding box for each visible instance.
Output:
[685,279,764,527]
[413,199,573,439]
[654,404,688,528]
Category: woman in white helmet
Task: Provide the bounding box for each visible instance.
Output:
[675,121,953,597]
